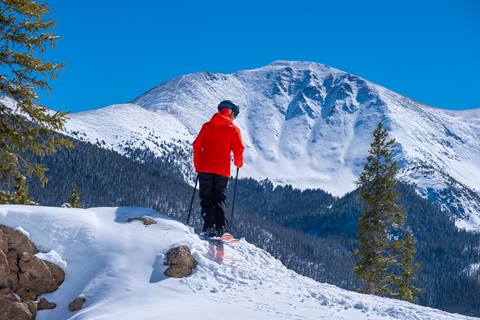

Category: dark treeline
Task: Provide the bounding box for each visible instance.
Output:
[28,138,480,317]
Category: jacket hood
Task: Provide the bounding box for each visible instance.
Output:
[210,110,233,125]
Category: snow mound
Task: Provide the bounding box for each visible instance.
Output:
[0,205,475,320]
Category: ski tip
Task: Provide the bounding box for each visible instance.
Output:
[200,232,240,244]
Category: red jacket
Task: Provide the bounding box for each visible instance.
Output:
[193,109,244,177]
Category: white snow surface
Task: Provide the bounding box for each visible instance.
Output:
[66,103,192,150]
[36,250,67,270]
[63,60,480,229]
[0,205,476,320]
[15,226,30,237]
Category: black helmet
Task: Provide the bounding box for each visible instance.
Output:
[218,100,240,117]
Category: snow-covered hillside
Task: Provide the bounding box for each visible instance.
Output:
[64,60,480,230]
[0,205,477,320]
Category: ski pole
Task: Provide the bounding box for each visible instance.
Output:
[186,175,198,225]
[229,167,240,230]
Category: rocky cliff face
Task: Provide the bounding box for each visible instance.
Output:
[0,225,64,320]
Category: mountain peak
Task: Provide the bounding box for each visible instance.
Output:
[267,59,334,70]
[67,61,480,230]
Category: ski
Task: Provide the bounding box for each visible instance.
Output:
[212,233,240,244]
[201,233,240,244]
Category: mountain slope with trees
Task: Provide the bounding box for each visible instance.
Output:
[63,61,480,231]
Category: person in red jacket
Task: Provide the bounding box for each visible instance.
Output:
[193,100,244,237]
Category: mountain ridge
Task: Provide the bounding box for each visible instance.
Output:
[63,60,480,230]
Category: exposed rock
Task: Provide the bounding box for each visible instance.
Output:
[44,260,65,287]
[18,252,65,298]
[164,265,194,278]
[0,250,9,281]
[0,287,12,295]
[68,296,86,311]
[0,225,65,311]
[0,271,18,292]
[16,288,37,301]
[0,292,36,320]
[0,229,7,253]
[0,226,38,256]
[7,250,18,273]
[126,216,157,226]
[37,297,56,310]
[164,246,197,278]
[0,241,17,292]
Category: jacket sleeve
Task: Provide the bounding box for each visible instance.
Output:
[193,124,206,172]
[232,126,245,168]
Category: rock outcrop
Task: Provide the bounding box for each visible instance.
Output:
[0,292,36,320]
[126,216,157,226]
[0,226,38,256]
[164,246,197,278]
[0,250,9,282]
[0,229,7,253]
[0,225,65,320]
[37,298,56,310]
[68,297,86,311]
[18,252,64,296]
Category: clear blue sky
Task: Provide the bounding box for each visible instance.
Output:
[41,0,480,112]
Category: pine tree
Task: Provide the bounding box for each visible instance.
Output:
[69,183,82,208]
[354,122,419,301]
[0,0,72,204]
[391,230,419,302]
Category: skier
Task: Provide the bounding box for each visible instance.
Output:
[193,100,244,238]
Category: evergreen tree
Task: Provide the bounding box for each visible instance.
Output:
[391,230,419,302]
[0,0,71,204]
[68,183,82,208]
[354,122,418,301]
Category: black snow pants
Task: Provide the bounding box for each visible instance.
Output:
[198,172,229,232]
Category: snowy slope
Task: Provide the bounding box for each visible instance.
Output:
[0,205,477,320]
[67,103,192,147]
[63,60,480,230]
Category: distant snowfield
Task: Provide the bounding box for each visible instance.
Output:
[67,103,193,147]
[0,205,477,320]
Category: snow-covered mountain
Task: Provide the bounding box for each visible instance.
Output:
[64,61,480,230]
[1,205,477,320]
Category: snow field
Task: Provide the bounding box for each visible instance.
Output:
[0,205,477,320]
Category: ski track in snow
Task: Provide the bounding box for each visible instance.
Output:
[0,205,477,320]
